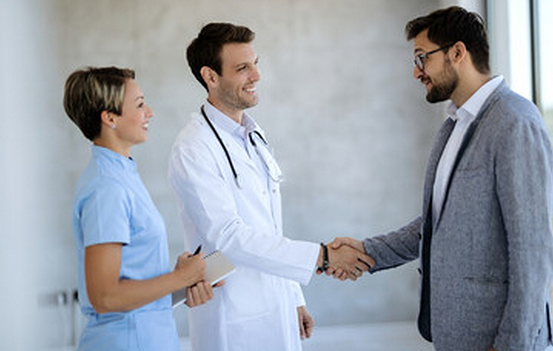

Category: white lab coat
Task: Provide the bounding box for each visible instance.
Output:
[168,107,320,351]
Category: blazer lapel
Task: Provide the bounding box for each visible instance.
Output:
[422,118,457,227]
[433,82,506,229]
[433,119,480,227]
[418,117,456,342]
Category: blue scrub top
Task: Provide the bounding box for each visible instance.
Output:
[72,145,179,351]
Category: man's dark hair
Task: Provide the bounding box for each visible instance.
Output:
[405,6,490,74]
[186,22,255,91]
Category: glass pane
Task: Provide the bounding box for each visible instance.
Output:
[537,0,553,132]
[487,0,533,101]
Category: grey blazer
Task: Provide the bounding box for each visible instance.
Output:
[364,82,553,351]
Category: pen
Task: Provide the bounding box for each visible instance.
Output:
[193,245,202,256]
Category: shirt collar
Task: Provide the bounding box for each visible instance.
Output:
[446,75,504,122]
[203,101,263,141]
[91,145,137,172]
[203,101,242,135]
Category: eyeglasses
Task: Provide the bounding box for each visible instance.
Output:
[413,44,453,71]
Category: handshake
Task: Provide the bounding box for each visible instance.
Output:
[316,237,375,281]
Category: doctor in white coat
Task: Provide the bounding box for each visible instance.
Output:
[168,23,374,351]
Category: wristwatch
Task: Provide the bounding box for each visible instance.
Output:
[317,243,329,273]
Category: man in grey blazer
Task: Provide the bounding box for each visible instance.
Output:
[330,6,553,351]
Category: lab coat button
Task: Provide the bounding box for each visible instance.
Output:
[417,268,422,275]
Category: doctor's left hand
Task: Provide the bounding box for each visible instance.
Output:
[297,306,314,339]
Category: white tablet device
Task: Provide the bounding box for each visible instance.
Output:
[172,250,235,308]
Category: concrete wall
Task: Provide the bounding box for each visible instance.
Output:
[0,0,455,349]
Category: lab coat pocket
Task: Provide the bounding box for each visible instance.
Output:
[134,309,179,351]
[225,269,270,322]
[226,312,283,351]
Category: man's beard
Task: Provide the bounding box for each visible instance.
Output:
[220,86,258,111]
[426,60,458,103]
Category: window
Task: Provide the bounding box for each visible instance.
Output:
[487,0,553,130]
[533,0,553,125]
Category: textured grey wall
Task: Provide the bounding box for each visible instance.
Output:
[2,0,452,349]
[59,0,444,337]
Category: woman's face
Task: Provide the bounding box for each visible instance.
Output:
[113,79,154,148]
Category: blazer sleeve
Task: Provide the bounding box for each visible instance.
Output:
[363,217,422,272]
[493,113,553,351]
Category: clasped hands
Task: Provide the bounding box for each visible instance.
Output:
[316,237,375,281]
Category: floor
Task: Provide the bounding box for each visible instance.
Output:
[178,321,434,351]
[44,321,433,351]
[301,322,433,351]
[43,321,553,351]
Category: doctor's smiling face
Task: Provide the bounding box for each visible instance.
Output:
[205,42,261,123]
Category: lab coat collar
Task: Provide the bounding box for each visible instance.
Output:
[203,101,242,137]
[200,102,263,175]
[203,101,265,142]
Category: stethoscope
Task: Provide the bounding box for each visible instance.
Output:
[200,106,281,189]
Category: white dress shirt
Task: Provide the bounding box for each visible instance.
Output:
[432,76,504,227]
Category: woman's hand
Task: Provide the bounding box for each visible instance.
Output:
[173,252,206,288]
[184,279,226,308]
[84,245,210,313]
[185,281,213,307]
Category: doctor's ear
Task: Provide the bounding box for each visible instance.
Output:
[200,66,219,89]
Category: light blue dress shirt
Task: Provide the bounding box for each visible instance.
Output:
[72,145,179,351]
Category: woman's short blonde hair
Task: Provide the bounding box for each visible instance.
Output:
[63,66,135,141]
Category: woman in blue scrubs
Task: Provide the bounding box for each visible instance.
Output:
[63,66,213,351]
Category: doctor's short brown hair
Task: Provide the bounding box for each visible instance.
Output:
[405,6,490,75]
[63,66,135,141]
[186,22,255,91]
